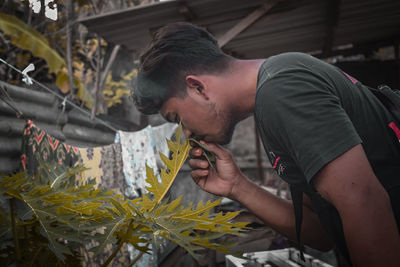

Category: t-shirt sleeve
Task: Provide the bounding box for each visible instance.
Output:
[255,69,362,182]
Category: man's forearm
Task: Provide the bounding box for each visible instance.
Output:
[231,176,332,251]
[336,184,400,267]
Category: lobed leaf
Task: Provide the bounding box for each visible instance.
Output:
[145,124,190,210]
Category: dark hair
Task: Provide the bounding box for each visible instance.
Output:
[133,22,231,114]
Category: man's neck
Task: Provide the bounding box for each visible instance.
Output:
[228,59,265,120]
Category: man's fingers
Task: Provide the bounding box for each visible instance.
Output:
[189,147,203,157]
[191,169,209,180]
[200,142,231,160]
[189,158,209,170]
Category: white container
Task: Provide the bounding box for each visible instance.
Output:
[226,248,334,267]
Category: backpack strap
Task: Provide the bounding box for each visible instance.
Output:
[367,84,400,120]
[290,184,306,262]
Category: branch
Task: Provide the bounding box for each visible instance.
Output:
[89,0,99,14]
[66,0,76,97]
[90,35,102,120]
[99,44,120,93]
[100,0,112,13]
[91,43,120,119]
[101,220,134,267]
[129,251,145,267]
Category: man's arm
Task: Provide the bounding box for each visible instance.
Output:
[189,143,333,251]
[313,144,400,267]
[231,174,333,251]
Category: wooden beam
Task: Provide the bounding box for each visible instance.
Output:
[217,0,280,48]
[179,5,196,21]
[315,35,400,59]
[322,0,341,57]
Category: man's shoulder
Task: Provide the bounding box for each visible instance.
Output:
[261,52,320,70]
[258,52,326,87]
[269,51,316,62]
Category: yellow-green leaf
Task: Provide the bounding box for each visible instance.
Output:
[145,124,190,210]
[0,13,66,73]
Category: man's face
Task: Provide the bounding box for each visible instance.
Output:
[160,91,236,145]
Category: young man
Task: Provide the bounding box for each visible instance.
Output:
[133,22,400,266]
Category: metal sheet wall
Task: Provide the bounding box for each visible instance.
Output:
[0,81,118,174]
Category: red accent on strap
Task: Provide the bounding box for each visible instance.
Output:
[342,71,358,84]
[273,156,281,169]
[389,122,400,141]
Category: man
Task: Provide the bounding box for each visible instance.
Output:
[133,22,400,266]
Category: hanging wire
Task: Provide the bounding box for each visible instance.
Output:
[0,58,118,132]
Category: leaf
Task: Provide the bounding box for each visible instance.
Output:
[0,163,131,262]
[0,13,65,73]
[172,199,249,234]
[144,124,190,210]
[189,138,217,170]
[0,127,251,264]
[89,215,125,255]
[55,68,70,94]
[55,68,82,95]
[22,195,74,262]
[103,69,137,107]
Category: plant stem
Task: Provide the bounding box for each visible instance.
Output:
[129,251,145,267]
[10,199,21,261]
[101,220,134,267]
[101,240,123,267]
[29,246,43,267]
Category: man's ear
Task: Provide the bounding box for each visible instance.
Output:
[186,75,208,99]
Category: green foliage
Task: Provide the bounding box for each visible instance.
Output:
[0,13,66,74]
[0,125,250,266]
[103,69,137,108]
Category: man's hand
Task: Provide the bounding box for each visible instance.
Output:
[188,141,244,199]
[188,141,333,251]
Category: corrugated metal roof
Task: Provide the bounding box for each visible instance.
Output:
[0,81,140,174]
[79,0,400,59]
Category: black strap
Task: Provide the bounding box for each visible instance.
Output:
[367,84,400,121]
[290,184,306,261]
[377,84,400,107]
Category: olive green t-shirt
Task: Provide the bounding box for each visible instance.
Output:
[255,52,400,188]
[254,53,400,238]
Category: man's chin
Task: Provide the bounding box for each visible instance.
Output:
[207,132,233,146]
[203,136,230,145]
